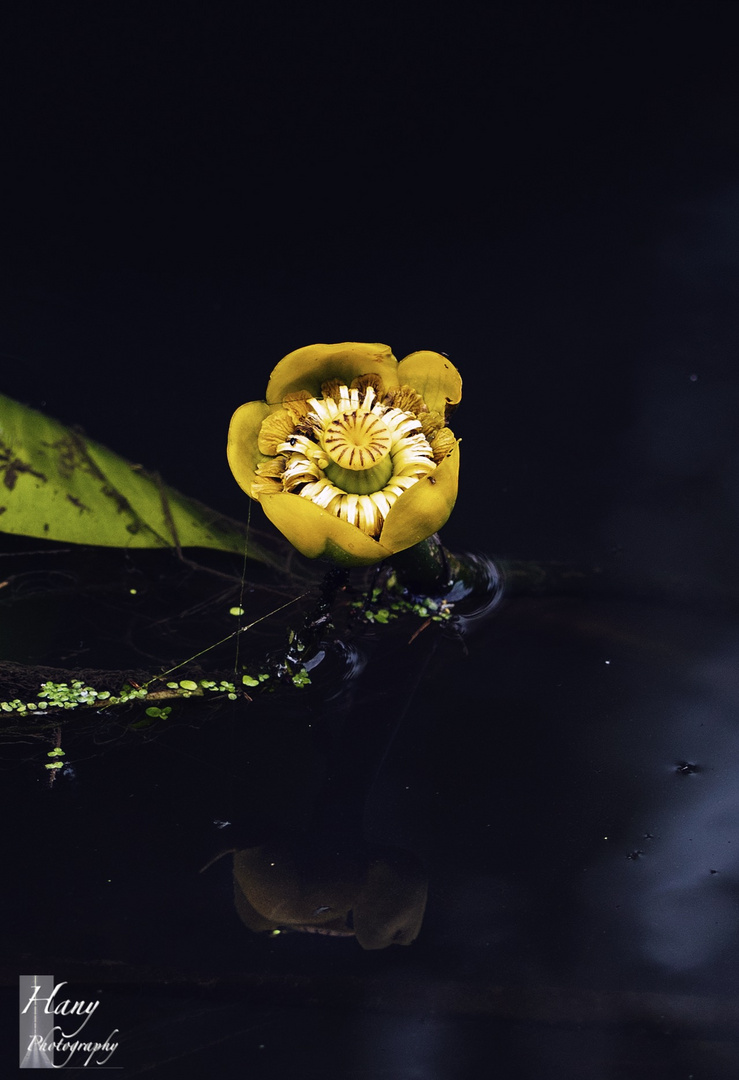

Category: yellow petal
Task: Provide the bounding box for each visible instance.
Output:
[260,491,394,566]
[397,351,462,418]
[256,409,296,455]
[350,372,385,397]
[419,410,444,440]
[429,426,457,463]
[265,343,400,405]
[378,441,460,554]
[227,400,272,497]
[283,390,312,416]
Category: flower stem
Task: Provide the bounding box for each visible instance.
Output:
[281,564,349,675]
[389,535,493,599]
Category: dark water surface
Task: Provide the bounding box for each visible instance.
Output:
[2,551,738,1077]
[3,4,739,1077]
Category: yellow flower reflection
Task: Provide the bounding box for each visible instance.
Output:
[232,839,428,949]
[227,343,461,566]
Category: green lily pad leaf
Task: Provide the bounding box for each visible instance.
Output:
[0,393,272,560]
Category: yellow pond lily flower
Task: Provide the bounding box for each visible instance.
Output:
[227,342,462,567]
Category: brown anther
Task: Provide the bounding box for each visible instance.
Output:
[385,385,427,416]
[258,410,297,455]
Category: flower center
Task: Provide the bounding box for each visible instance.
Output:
[324,412,392,470]
[322,412,394,494]
[253,382,440,539]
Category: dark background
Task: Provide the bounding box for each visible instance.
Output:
[3,1,738,575]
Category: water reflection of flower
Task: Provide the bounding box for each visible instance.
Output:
[231,839,428,949]
[227,343,461,566]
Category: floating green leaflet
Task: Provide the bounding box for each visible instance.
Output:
[0,393,272,559]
